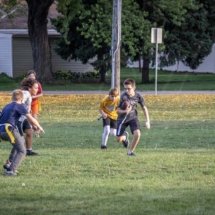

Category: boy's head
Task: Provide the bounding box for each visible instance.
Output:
[123,79,136,95]
[12,89,23,102]
[109,87,119,100]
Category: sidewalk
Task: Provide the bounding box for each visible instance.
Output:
[43,90,215,95]
[1,90,215,95]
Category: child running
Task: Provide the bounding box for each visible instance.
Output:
[0,90,44,176]
[99,88,123,149]
[20,78,41,155]
[116,79,150,156]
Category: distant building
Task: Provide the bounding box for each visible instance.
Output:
[0,3,93,78]
[162,44,215,73]
[0,29,93,77]
[127,45,215,74]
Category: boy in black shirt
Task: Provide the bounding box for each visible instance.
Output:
[116,79,150,156]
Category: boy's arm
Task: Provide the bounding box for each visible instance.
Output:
[99,109,107,119]
[142,105,150,129]
[32,92,43,99]
[26,113,45,133]
[99,99,108,119]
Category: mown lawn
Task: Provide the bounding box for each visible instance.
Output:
[0,93,215,215]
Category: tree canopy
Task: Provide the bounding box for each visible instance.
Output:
[161,0,215,69]
[54,0,202,83]
[1,0,214,83]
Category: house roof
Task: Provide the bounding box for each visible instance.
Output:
[0,28,60,36]
[0,2,59,29]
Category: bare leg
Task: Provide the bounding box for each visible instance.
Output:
[25,128,38,155]
[25,128,33,150]
[128,129,141,154]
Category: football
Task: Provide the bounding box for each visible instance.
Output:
[121,101,130,110]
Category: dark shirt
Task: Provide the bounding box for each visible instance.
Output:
[118,91,144,121]
[0,102,28,128]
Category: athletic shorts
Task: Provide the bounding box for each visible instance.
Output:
[17,116,32,135]
[117,118,140,136]
[103,117,117,129]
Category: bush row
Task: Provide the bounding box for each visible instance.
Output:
[53,70,100,82]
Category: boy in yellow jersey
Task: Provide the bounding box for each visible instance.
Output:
[99,88,129,149]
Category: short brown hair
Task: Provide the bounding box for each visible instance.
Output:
[12,89,23,101]
[109,87,119,97]
[123,79,136,88]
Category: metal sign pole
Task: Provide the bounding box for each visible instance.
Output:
[155,42,158,95]
[151,28,163,96]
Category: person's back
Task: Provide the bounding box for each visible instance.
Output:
[0,102,20,127]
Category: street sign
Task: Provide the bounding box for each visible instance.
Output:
[151,28,163,44]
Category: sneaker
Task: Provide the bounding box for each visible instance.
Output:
[26,150,39,156]
[122,132,129,148]
[101,145,107,149]
[127,152,136,156]
[3,160,11,170]
[4,170,17,176]
[3,162,19,173]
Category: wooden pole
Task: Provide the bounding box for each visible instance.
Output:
[111,0,122,91]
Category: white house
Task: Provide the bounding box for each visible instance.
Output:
[162,44,215,73]
[127,44,215,74]
[0,29,94,77]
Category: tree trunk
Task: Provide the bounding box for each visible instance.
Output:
[97,52,107,83]
[99,66,106,83]
[26,0,54,83]
[141,56,150,83]
[138,55,142,73]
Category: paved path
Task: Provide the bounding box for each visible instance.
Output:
[43,90,215,95]
[1,90,215,95]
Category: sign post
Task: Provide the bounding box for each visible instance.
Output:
[151,28,163,95]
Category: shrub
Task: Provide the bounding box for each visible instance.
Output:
[53,70,100,83]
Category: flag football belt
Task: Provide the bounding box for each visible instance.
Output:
[0,123,15,144]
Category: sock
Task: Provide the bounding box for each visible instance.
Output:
[102,126,110,146]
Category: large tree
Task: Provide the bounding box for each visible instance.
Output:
[53,0,112,83]
[134,0,196,82]
[0,0,54,83]
[160,0,215,70]
[26,0,54,83]
[54,0,214,84]
[54,0,150,83]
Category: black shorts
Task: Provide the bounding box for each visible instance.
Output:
[17,117,32,135]
[117,118,140,136]
[103,117,117,129]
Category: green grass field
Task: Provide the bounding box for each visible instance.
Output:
[1,68,215,91]
[0,93,215,215]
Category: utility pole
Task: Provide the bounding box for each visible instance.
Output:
[111,0,122,90]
